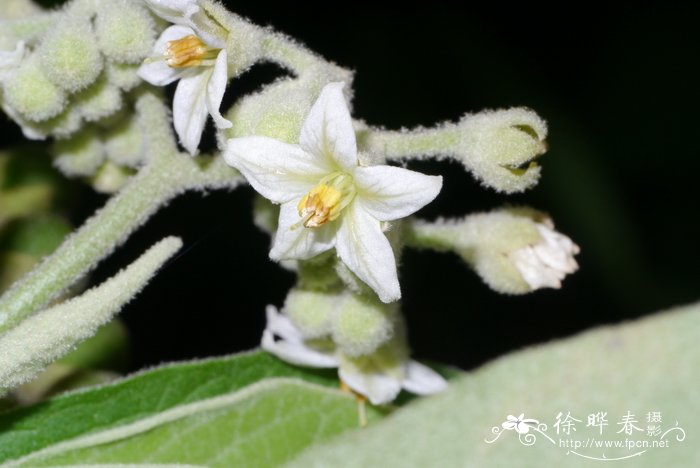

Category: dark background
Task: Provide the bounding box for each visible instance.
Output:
[8,2,699,372]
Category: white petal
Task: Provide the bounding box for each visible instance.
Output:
[354,165,442,221]
[335,202,400,303]
[262,306,339,368]
[510,223,580,291]
[535,224,579,272]
[224,137,331,203]
[401,361,448,395]
[262,330,339,368]
[533,245,576,275]
[137,25,194,86]
[269,201,337,261]
[511,247,562,289]
[264,305,304,344]
[173,68,209,154]
[206,49,231,129]
[188,12,226,49]
[339,364,403,405]
[299,82,357,171]
[143,0,198,25]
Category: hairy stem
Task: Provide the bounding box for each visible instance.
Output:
[358,125,461,165]
[0,150,241,333]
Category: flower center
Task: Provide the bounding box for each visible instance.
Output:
[165,35,219,68]
[297,173,355,228]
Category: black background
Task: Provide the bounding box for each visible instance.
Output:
[7,2,700,372]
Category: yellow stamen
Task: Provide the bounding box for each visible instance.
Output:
[296,172,355,229]
[297,184,343,228]
[165,35,214,68]
[340,380,368,427]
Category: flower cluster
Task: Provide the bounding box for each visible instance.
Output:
[0,0,157,140]
[0,0,581,406]
[224,82,442,303]
[262,306,446,405]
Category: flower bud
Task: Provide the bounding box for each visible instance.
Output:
[90,161,133,194]
[38,18,103,93]
[36,108,83,140]
[106,62,142,91]
[226,78,315,143]
[3,55,65,122]
[104,115,145,168]
[75,75,122,122]
[284,288,340,339]
[52,128,105,177]
[332,293,396,357]
[407,208,579,294]
[95,0,156,64]
[456,108,547,193]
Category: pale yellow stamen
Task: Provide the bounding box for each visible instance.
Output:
[165,35,215,68]
[296,172,355,229]
[297,184,343,228]
[340,379,368,427]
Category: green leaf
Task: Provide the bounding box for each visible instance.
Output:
[286,302,700,467]
[0,351,384,466]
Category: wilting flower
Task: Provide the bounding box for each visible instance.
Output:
[224,82,442,303]
[502,414,539,434]
[262,306,447,405]
[510,222,580,290]
[138,0,231,154]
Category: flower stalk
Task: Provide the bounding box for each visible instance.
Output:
[0,98,241,333]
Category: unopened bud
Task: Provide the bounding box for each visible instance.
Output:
[332,293,396,357]
[38,19,103,93]
[456,108,547,193]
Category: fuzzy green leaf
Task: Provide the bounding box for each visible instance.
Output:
[0,351,383,466]
[286,302,700,467]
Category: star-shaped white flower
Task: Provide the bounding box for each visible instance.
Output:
[262,305,447,405]
[224,82,442,303]
[138,0,232,155]
[510,221,580,290]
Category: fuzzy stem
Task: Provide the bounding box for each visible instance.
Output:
[358,125,461,165]
[260,33,321,74]
[0,150,241,334]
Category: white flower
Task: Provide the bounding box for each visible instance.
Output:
[138,0,232,155]
[510,222,580,290]
[502,414,539,434]
[224,82,442,303]
[262,305,447,405]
